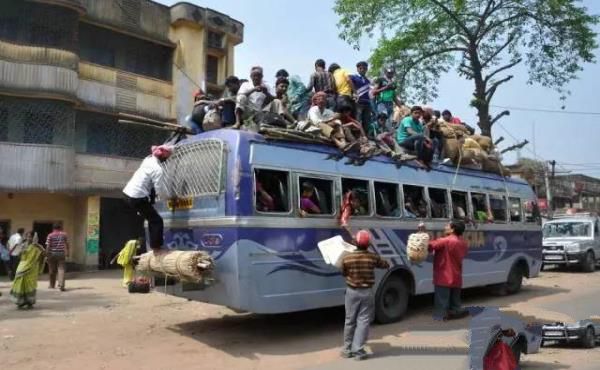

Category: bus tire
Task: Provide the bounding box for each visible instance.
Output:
[375,276,409,324]
[581,251,595,273]
[493,264,524,296]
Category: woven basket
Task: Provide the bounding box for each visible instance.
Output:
[137,250,214,283]
[407,233,430,263]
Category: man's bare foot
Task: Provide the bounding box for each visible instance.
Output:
[231,123,241,130]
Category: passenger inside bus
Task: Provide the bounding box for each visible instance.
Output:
[254,169,289,212]
[472,194,493,223]
[404,201,417,218]
[451,191,468,220]
[300,182,322,216]
[350,190,369,216]
[375,184,401,217]
[403,185,428,218]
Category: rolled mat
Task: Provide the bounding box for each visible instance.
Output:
[137,250,214,283]
[407,233,430,263]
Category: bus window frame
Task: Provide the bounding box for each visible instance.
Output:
[296,173,338,218]
[373,181,402,219]
[339,177,374,218]
[469,191,490,223]
[488,193,508,223]
[252,166,293,216]
[508,196,523,223]
[450,189,470,221]
[426,186,451,220]
[402,183,429,219]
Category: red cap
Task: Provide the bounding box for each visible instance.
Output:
[355,230,370,248]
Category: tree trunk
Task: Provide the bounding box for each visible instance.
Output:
[468,44,493,138]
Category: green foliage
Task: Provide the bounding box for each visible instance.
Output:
[334,0,599,134]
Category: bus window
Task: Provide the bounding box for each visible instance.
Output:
[254,169,289,213]
[451,191,468,220]
[428,188,449,219]
[509,197,522,222]
[375,182,400,217]
[489,195,507,222]
[299,177,334,215]
[403,185,427,218]
[341,178,370,216]
[471,193,491,222]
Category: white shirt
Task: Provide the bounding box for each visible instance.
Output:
[123,156,165,199]
[8,233,24,256]
[238,81,273,110]
[308,106,335,124]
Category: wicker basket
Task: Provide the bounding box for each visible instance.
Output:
[137,250,214,283]
[407,233,430,263]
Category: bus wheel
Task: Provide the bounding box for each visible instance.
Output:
[581,251,595,273]
[581,326,595,348]
[375,276,409,324]
[492,264,523,296]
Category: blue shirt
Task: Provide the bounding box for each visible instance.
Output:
[396,116,424,143]
[350,74,371,105]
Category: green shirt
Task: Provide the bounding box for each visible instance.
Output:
[367,122,384,138]
[376,77,396,103]
[396,116,423,143]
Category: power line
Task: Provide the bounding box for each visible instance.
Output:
[491,105,600,116]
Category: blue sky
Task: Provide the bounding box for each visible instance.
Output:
[158,0,600,176]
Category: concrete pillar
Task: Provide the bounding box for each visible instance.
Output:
[84,196,100,267]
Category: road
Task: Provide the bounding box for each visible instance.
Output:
[1,266,599,370]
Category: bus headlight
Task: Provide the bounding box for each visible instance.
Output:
[565,243,581,253]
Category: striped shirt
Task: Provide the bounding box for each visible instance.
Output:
[46,231,68,254]
[342,250,390,289]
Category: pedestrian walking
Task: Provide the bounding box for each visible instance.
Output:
[8,228,26,281]
[0,234,12,280]
[340,228,390,360]
[10,231,45,309]
[424,220,469,321]
[46,223,69,291]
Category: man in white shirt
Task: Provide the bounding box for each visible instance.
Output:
[233,66,274,129]
[8,228,25,279]
[307,92,349,151]
[123,145,173,253]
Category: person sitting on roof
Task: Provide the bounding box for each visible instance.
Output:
[338,104,366,143]
[275,69,289,81]
[307,92,350,151]
[262,77,297,126]
[368,112,403,159]
[300,182,321,216]
[218,76,241,128]
[396,106,438,169]
[234,66,274,129]
[441,110,463,125]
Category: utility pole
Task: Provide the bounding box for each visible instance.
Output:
[550,160,556,212]
[544,163,553,219]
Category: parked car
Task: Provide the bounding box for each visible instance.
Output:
[469,307,542,369]
[542,214,600,272]
[542,320,600,348]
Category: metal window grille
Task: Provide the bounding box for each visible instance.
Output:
[161,139,227,198]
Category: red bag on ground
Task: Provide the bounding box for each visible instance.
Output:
[484,340,517,370]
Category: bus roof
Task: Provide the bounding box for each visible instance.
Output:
[181,129,530,187]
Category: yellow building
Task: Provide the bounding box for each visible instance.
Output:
[0,0,243,270]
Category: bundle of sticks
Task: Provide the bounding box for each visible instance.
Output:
[117,112,193,134]
[136,250,214,283]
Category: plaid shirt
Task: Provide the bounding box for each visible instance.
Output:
[342,250,390,289]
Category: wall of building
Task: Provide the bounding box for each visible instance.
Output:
[0,192,84,261]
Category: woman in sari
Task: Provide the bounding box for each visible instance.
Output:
[111,237,143,287]
[10,231,45,309]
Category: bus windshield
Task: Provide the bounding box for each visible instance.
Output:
[543,222,592,238]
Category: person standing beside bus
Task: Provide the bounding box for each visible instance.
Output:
[425,220,469,321]
[340,229,390,360]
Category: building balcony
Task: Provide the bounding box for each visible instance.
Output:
[0,142,141,194]
[170,3,244,45]
[0,40,79,100]
[77,62,174,120]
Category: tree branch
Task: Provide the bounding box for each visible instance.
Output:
[501,140,529,154]
[478,11,528,43]
[398,47,468,86]
[485,75,513,101]
[475,0,506,37]
[481,33,519,68]
[491,110,510,125]
[485,59,521,82]
[429,0,474,39]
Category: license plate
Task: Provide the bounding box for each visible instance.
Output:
[167,197,194,211]
[544,331,564,337]
[544,255,564,261]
